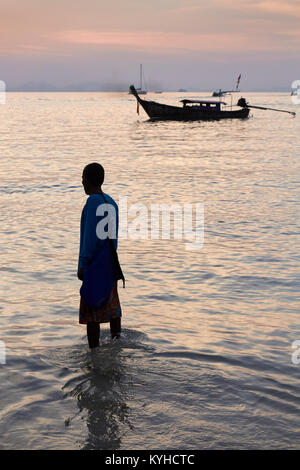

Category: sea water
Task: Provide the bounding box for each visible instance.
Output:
[0,92,299,449]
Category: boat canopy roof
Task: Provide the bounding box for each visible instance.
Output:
[180,99,226,105]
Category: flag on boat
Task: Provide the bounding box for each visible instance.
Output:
[236,74,241,91]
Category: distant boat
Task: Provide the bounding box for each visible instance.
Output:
[129,85,250,121]
[155,91,163,94]
[212,89,228,97]
[212,89,239,97]
[212,74,242,97]
[178,88,187,92]
[129,64,147,95]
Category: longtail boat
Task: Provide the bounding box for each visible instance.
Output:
[129,85,250,121]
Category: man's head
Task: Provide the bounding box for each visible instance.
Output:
[82,163,105,194]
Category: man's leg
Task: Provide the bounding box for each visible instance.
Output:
[110,317,121,339]
[87,322,100,348]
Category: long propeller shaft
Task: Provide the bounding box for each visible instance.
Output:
[248,104,296,116]
[237,98,295,116]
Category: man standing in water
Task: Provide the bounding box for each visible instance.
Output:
[77,163,122,348]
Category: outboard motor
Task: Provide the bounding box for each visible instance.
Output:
[237,97,248,108]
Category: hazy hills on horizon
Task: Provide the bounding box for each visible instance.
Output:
[6,81,292,93]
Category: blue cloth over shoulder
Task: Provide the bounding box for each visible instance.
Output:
[80,237,125,309]
[80,193,125,308]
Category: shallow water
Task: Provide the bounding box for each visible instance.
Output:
[0,92,300,449]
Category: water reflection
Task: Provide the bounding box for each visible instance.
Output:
[62,339,134,450]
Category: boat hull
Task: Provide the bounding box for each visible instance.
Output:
[140,99,250,121]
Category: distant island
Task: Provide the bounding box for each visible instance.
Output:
[5,81,293,93]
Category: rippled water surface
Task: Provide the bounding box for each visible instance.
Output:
[0,92,299,449]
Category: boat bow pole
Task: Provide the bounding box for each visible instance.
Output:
[130,85,144,114]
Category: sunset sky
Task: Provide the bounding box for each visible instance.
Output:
[1,0,299,90]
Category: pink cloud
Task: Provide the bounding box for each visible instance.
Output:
[254,1,300,17]
[52,28,300,53]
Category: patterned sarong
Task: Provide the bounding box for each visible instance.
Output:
[79,283,122,324]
